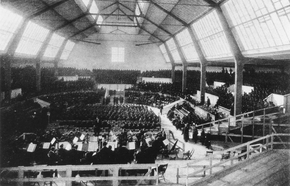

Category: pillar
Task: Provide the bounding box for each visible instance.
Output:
[234,62,244,115]
[187,27,208,104]
[200,63,207,104]
[171,64,175,82]
[4,19,29,101]
[2,55,11,101]
[182,64,188,93]
[215,6,246,116]
[164,43,176,83]
[35,31,53,92]
[173,36,188,93]
[54,39,68,76]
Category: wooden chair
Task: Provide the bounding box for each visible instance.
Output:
[157,164,168,182]
[160,140,178,159]
[182,148,195,160]
[220,151,231,161]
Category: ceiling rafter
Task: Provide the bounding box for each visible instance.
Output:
[119,2,172,36]
[202,0,218,6]
[27,0,70,19]
[39,0,93,37]
[99,1,118,13]
[55,0,117,32]
[103,8,119,22]
[135,17,163,43]
[69,24,96,39]
[150,0,187,26]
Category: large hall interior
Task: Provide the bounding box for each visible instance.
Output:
[1,0,290,186]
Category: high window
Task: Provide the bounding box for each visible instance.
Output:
[166,38,182,63]
[15,21,49,56]
[159,44,171,63]
[0,6,23,52]
[112,47,125,63]
[43,33,65,59]
[176,28,199,62]
[60,40,75,60]
[192,10,232,60]
[222,0,290,55]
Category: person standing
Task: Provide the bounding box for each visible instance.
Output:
[183,124,190,142]
[207,97,211,107]
[200,129,205,145]
[193,127,198,144]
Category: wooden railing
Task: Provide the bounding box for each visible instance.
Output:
[176,133,290,186]
[0,163,159,186]
[167,130,185,152]
[195,105,283,142]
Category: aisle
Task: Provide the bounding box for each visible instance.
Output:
[149,106,210,159]
[150,108,213,185]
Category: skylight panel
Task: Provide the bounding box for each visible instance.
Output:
[176,29,199,62]
[97,15,103,25]
[81,0,90,7]
[159,44,170,63]
[90,1,99,19]
[15,21,49,56]
[192,10,232,59]
[43,33,65,58]
[166,38,177,51]
[222,0,290,55]
[0,6,23,51]
[60,40,75,60]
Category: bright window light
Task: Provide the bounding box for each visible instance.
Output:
[43,33,65,58]
[135,1,149,25]
[90,1,99,19]
[97,15,103,25]
[166,38,182,63]
[0,6,23,51]
[159,44,170,63]
[192,10,232,60]
[222,0,290,55]
[81,0,90,7]
[15,21,49,56]
[112,47,125,63]
[60,40,75,60]
[171,50,182,63]
[176,28,199,62]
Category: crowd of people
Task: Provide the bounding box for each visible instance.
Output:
[93,69,140,84]
[2,124,167,168]
[1,66,289,169]
[125,91,179,106]
[167,102,213,149]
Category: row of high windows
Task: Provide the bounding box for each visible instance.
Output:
[160,0,290,63]
[0,5,75,60]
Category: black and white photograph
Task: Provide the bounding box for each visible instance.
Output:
[0,0,290,185]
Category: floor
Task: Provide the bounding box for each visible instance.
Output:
[191,150,290,186]
[149,106,214,185]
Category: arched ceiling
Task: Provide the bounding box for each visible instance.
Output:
[1,0,225,45]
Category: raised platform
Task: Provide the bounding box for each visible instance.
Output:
[191,149,290,186]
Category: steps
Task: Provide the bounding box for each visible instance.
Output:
[190,150,290,186]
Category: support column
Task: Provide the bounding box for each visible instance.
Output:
[173,36,188,93]
[54,39,68,76]
[200,63,207,104]
[35,31,54,93]
[215,6,246,116]
[4,19,29,101]
[2,55,11,101]
[171,64,175,82]
[234,62,244,115]
[182,64,188,93]
[164,42,176,83]
[187,27,208,104]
